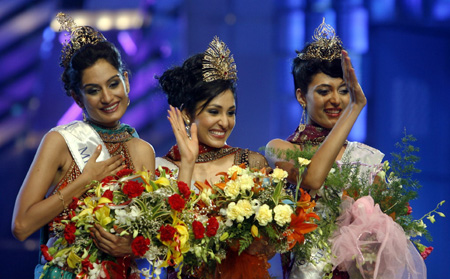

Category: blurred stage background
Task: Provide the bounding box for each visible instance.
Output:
[1,0,449,278]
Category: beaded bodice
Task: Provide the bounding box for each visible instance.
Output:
[48,122,137,234]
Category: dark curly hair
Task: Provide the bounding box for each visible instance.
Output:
[157,53,237,119]
[61,41,127,97]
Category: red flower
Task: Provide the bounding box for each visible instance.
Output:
[206,216,219,237]
[131,235,151,257]
[102,190,114,201]
[178,181,191,200]
[116,169,134,178]
[81,258,94,272]
[406,203,413,215]
[122,180,144,199]
[68,197,79,211]
[101,176,115,184]
[40,244,53,262]
[64,222,77,244]
[160,225,177,242]
[192,220,205,239]
[420,246,433,260]
[155,166,173,177]
[168,194,186,212]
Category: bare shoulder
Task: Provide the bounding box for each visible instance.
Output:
[39,130,70,155]
[265,138,298,167]
[127,138,155,171]
[130,138,155,155]
[266,138,295,151]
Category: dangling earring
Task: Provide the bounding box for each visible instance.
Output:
[184,118,192,139]
[82,111,87,122]
[298,104,306,132]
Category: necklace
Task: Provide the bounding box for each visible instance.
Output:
[287,124,348,146]
[86,120,135,143]
[165,144,239,163]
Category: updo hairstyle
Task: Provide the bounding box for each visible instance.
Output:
[157,53,237,119]
[61,41,126,97]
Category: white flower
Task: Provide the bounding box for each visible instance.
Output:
[227,165,244,176]
[129,205,141,220]
[238,174,254,192]
[236,199,254,219]
[114,209,130,226]
[251,199,261,211]
[200,188,212,205]
[270,167,288,182]
[273,204,293,226]
[224,180,240,199]
[256,204,273,226]
[298,157,311,167]
[226,202,239,220]
[89,262,106,278]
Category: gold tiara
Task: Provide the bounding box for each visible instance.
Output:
[202,36,237,83]
[297,18,343,61]
[56,12,107,68]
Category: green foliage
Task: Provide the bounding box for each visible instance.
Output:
[271,133,445,277]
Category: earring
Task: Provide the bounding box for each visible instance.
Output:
[185,118,192,139]
[298,104,306,132]
[82,111,87,122]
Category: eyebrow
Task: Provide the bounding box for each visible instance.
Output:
[207,104,236,110]
[82,74,120,89]
[315,82,347,89]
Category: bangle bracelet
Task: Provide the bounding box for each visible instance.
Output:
[56,189,66,209]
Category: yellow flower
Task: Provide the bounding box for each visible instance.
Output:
[200,188,212,206]
[271,167,288,182]
[77,197,97,218]
[95,206,113,227]
[237,174,254,192]
[255,204,273,226]
[67,250,82,269]
[224,180,240,199]
[298,157,311,167]
[155,177,170,187]
[227,165,244,176]
[251,225,259,238]
[274,204,293,226]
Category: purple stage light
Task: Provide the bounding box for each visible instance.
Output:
[118,31,137,56]
[57,103,81,126]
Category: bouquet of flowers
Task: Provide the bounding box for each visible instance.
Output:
[40,167,224,279]
[192,164,319,278]
[276,134,445,279]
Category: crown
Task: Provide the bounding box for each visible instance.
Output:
[297,18,343,61]
[202,36,237,83]
[56,12,107,68]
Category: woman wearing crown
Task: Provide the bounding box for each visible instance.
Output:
[265,19,426,279]
[156,36,276,279]
[12,13,156,279]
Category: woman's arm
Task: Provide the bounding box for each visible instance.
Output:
[166,105,199,185]
[12,131,126,241]
[266,51,366,190]
[300,50,366,190]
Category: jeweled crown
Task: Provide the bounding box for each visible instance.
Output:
[298,18,343,61]
[56,12,107,68]
[202,36,238,83]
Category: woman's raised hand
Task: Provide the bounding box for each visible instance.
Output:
[167,105,199,164]
[341,50,367,110]
[82,145,125,182]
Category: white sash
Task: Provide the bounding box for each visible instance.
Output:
[51,121,111,172]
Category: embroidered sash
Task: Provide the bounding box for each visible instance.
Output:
[51,121,111,172]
